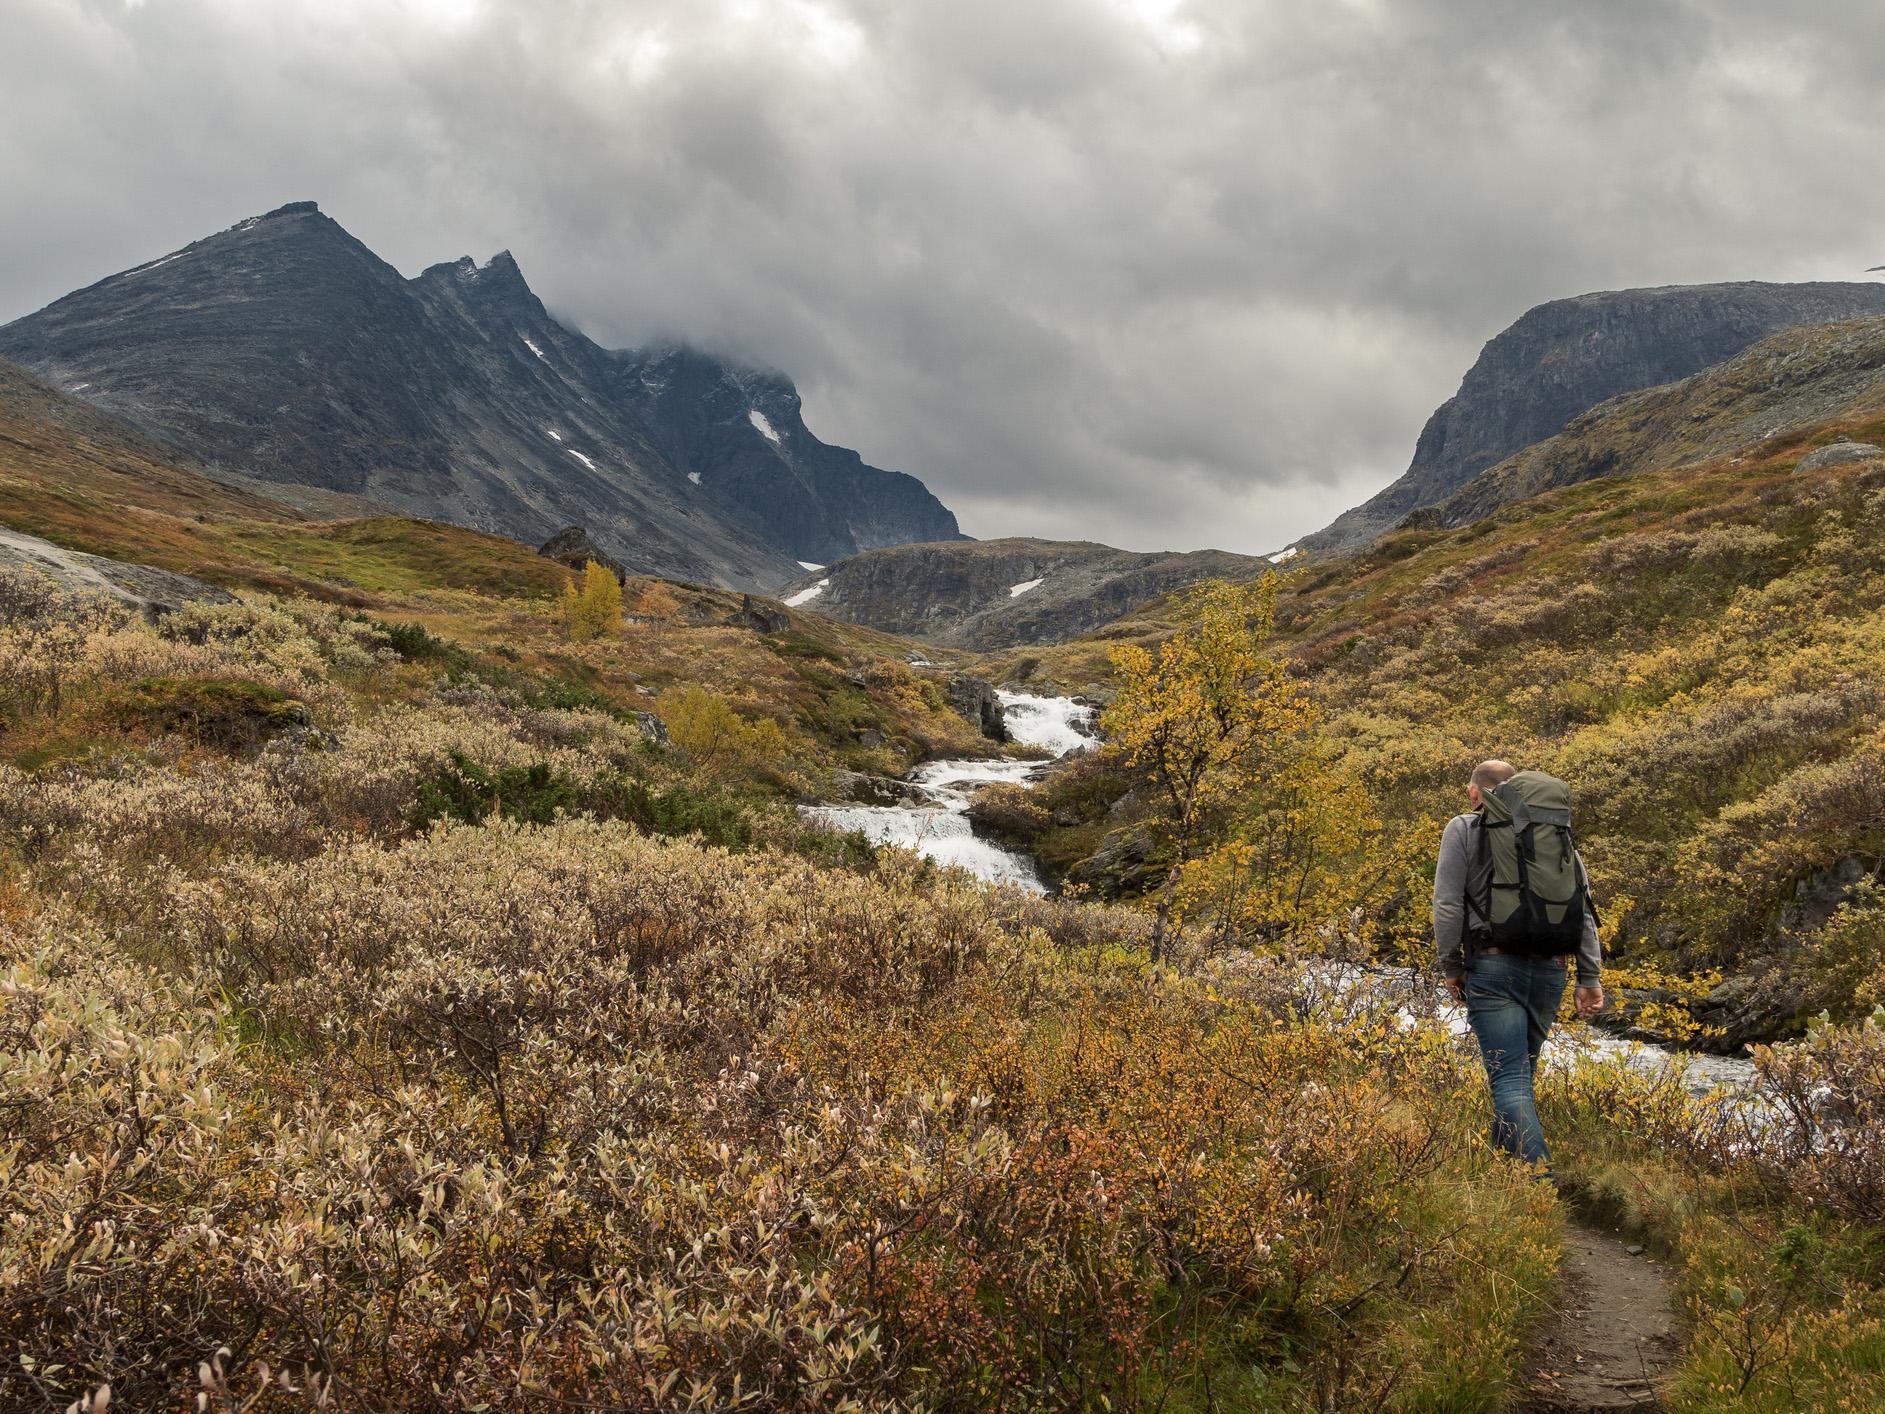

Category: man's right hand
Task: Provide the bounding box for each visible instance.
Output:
[1444,975,1465,1003]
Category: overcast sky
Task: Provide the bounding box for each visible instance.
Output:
[6,0,1885,552]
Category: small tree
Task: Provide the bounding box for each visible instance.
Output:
[559,559,623,642]
[1103,575,1310,961]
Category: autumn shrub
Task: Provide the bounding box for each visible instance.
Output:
[660,683,816,793]
[3,807,1569,1411]
[0,569,121,717]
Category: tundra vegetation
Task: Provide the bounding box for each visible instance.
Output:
[4,377,1885,1406]
[1,559,1882,1411]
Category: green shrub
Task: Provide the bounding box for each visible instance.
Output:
[413,751,581,826]
[371,617,450,661]
[110,677,308,750]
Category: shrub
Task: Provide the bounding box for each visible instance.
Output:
[109,676,309,750]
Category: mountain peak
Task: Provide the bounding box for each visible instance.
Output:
[261,200,321,219]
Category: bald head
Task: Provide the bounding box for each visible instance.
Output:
[1471,760,1517,793]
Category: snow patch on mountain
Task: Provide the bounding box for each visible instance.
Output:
[784,578,828,607]
[748,409,783,443]
[122,251,188,279]
[568,450,597,471]
[1008,578,1044,598]
[797,560,825,571]
[522,337,549,363]
[688,471,702,484]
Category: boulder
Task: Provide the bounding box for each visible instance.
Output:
[633,711,671,748]
[1065,828,1158,899]
[1794,441,1884,473]
[727,593,790,634]
[538,526,627,582]
[945,673,1009,742]
[830,768,931,807]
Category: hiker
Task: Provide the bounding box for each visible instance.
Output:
[1435,760,1603,1180]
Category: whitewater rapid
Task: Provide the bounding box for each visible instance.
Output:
[801,692,1096,892]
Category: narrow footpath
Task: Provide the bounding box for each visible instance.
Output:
[1520,1218,1681,1412]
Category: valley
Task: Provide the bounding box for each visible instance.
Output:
[5,254,1885,1410]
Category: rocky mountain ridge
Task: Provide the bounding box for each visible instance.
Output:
[1302,280,1885,554]
[1424,314,1885,527]
[0,201,960,590]
[781,538,1270,649]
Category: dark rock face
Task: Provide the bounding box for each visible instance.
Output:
[945,673,1009,742]
[538,526,627,583]
[0,202,959,592]
[728,594,791,635]
[612,346,963,565]
[785,538,1270,649]
[1303,282,1885,554]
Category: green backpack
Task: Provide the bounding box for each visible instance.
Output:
[1466,770,1591,955]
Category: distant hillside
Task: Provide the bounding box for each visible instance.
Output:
[1426,314,1885,526]
[0,201,961,590]
[1301,281,1885,554]
[780,538,1270,649]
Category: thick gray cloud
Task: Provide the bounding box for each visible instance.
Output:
[5,0,1885,553]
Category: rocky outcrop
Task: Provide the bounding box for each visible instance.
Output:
[1303,281,1885,554]
[829,768,933,806]
[782,538,1269,649]
[538,526,627,582]
[946,672,1009,742]
[0,526,233,615]
[1795,441,1884,473]
[728,594,791,634]
[0,201,959,592]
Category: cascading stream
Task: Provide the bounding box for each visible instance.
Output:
[801,692,1095,893]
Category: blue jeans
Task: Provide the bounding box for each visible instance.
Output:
[1465,953,1568,1178]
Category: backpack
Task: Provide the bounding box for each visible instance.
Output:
[1465,770,1591,955]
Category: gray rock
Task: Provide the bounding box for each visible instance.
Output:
[945,672,1009,741]
[633,711,671,747]
[1783,855,1870,932]
[0,526,233,616]
[830,768,930,806]
[1065,828,1159,899]
[791,539,1270,651]
[1795,441,1884,473]
[539,526,627,583]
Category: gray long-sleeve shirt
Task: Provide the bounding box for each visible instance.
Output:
[1433,811,1602,985]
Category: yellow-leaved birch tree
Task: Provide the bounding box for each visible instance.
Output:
[1103,575,1303,960]
[560,559,624,642]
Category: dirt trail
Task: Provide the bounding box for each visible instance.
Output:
[1519,1217,1681,1412]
